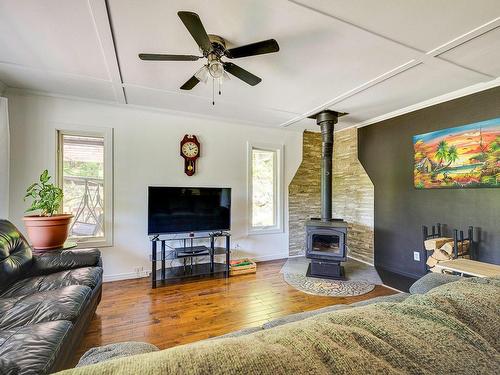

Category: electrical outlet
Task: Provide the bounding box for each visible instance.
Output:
[413,251,421,262]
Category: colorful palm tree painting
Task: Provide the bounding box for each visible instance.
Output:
[413,117,500,189]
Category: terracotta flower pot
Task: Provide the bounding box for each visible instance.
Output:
[23,214,74,250]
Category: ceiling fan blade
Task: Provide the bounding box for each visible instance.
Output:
[225,39,279,59]
[177,11,213,54]
[222,62,261,86]
[180,75,200,90]
[139,53,200,61]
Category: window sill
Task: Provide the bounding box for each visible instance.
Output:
[247,227,283,236]
[72,238,113,249]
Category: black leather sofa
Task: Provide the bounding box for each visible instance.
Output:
[0,220,103,374]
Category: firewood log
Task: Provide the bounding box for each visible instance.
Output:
[432,249,452,261]
[424,237,453,251]
[440,240,470,255]
[426,256,438,268]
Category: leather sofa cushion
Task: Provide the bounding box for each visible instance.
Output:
[0,220,33,294]
[30,248,102,276]
[0,285,92,330]
[0,320,72,375]
[0,267,103,298]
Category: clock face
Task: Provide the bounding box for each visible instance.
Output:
[181,142,199,158]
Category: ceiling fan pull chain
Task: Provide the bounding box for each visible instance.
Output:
[212,78,215,105]
[218,78,221,96]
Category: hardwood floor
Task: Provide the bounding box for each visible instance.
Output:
[75,259,395,363]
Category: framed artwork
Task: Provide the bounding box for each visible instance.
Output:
[413,117,500,189]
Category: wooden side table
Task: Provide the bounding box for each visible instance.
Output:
[433,259,500,278]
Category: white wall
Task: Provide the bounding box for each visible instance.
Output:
[7,92,302,280]
[0,97,9,218]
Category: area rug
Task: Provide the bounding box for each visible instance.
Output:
[281,257,379,297]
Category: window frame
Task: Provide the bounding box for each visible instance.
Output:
[56,127,113,248]
[247,142,284,235]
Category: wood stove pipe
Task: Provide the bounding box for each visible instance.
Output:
[309,110,339,221]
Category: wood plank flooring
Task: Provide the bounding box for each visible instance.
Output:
[75,259,395,363]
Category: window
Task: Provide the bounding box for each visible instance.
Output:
[57,129,113,247]
[248,143,283,234]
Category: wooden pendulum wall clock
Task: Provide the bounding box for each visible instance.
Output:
[180,135,200,176]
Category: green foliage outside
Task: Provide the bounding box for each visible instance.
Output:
[252,151,274,227]
[63,161,103,179]
[24,170,63,216]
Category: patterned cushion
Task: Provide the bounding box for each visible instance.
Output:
[262,304,349,329]
[77,342,159,367]
[350,292,409,307]
[409,272,461,294]
[215,326,264,339]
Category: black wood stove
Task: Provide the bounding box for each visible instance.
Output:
[305,110,348,280]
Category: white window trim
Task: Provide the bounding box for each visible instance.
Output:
[56,126,113,248]
[247,142,284,235]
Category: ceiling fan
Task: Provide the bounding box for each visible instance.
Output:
[138,11,279,96]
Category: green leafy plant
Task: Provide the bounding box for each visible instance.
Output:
[24,170,63,216]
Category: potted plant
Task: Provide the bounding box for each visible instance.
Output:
[23,170,73,250]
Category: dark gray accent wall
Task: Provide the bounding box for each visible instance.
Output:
[358,87,500,278]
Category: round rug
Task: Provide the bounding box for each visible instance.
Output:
[283,273,375,297]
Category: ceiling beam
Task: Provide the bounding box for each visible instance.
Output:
[428,18,500,58]
[87,0,127,104]
[0,60,115,84]
[281,1,499,128]
[280,59,421,127]
[348,77,500,130]
[122,83,301,116]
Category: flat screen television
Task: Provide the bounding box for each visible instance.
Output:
[148,187,231,235]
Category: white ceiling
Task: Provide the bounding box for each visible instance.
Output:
[0,0,499,130]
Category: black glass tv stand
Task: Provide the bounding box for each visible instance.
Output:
[149,232,231,288]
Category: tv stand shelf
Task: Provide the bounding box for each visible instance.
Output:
[149,233,231,288]
[154,263,228,282]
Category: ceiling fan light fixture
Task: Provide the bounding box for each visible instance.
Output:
[208,60,224,79]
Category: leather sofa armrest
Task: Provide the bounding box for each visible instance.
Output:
[30,248,102,276]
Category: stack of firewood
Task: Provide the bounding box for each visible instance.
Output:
[424,237,470,271]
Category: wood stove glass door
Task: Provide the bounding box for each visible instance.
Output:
[307,229,345,260]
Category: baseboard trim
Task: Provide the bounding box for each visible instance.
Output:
[103,271,149,283]
[103,257,412,293]
[347,255,374,266]
[375,264,421,280]
[103,253,289,282]
[251,253,288,263]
